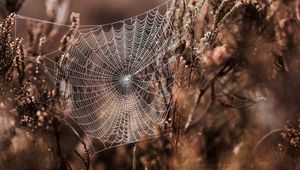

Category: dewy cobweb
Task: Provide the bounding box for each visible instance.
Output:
[15,0,182,152]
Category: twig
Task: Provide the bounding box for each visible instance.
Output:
[132,144,137,170]
[184,60,235,131]
[253,128,283,154]
[54,124,68,170]
[74,139,91,170]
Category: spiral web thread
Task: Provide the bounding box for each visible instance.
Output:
[15,0,181,152]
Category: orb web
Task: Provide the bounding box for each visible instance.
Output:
[15,0,182,152]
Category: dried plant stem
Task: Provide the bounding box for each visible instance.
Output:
[74,139,91,170]
[253,128,283,154]
[132,144,137,170]
[184,61,235,131]
[54,125,68,170]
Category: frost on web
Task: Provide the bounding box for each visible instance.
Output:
[18,0,180,152]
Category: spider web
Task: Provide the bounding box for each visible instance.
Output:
[15,0,182,152]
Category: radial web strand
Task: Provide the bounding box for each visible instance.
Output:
[15,0,182,152]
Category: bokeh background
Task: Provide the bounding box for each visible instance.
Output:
[1,0,300,169]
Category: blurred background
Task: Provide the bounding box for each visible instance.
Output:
[19,0,164,25]
[1,0,300,169]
